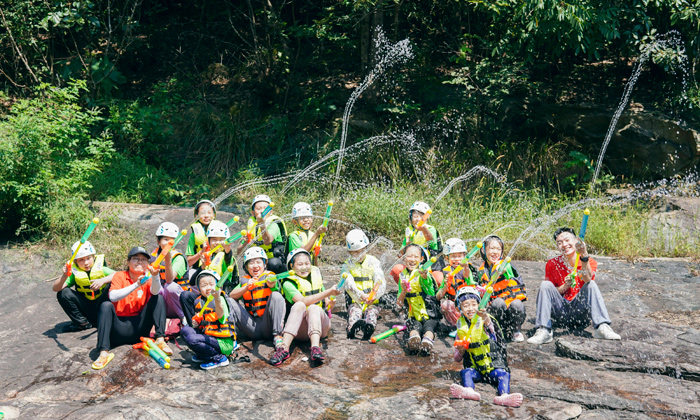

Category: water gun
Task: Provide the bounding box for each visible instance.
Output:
[133,340,170,369]
[203,244,223,266]
[172,229,188,249]
[569,209,591,288]
[370,325,407,343]
[247,270,295,290]
[313,201,333,257]
[409,209,432,241]
[261,202,275,218]
[328,273,348,317]
[225,230,247,245]
[441,265,464,290]
[195,266,235,320]
[361,280,382,311]
[137,240,174,285]
[203,240,211,268]
[65,218,100,276]
[225,216,240,227]
[140,337,171,362]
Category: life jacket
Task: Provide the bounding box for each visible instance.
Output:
[399,268,430,321]
[247,216,288,259]
[478,261,526,306]
[241,270,275,317]
[442,265,473,300]
[194,295,236,339]
[347,255,380,305]
[457,315,494,375]
[283,266,325,308]
[72,254,107,300]
[207,251,227,276]
[287,229,318,265]
[191,222,208,255]
[150,248,184,283]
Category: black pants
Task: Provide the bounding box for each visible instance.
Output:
[267,257,286,274]
[407,318,439,335]
[96,294,166,351]
[56,287,109,326]
[180,290,198,327]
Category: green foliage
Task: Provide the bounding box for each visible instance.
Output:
[0,80,113,237]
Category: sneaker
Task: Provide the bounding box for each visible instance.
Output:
[512,331,525,342]
[269,347,290,366]
[63,322,93,333]
[407,334,421,351]
[201,354,229,370]
[448,329,458,338]
[527,328,553,345]
[450,384,480,401]
[310,346,325,364]
[362,323,375,341]
[420,336,434,355]
[594,323,621,340]
[494,393,523,407]
[191,354,211,363]
[347,320,366,339]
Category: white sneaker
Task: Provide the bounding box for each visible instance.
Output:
[512,331,525,342]
[527,328,553,345]
[594,323,621,340]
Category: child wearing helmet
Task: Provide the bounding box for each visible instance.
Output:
[343,229,386,340]
[53,241,117,332]
[286,202,327,266]
[477,236,527,342]
[181,270,237,370]
[239,194,287,274]
[227,246,287,363]
[395,244,441,355]
[399,201,446,284]
[186,200,217,269]
[151,222,188,321]
[274,248,340,366]
[435,238,478,329]
[451,287,523,407]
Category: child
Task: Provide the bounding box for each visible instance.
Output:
[186,199,216,269]
[394,244,440,355]
[276,249,340,366]
[451,287,523,407]
[398,201,445,284]
[286,202,327,266]
[239,194,287,274]
[477,235,526,342]
[181,270,236,370]
[343,229,386,340]
[435,238,476,329]
[53,241,116,332]
[151,222,188,320]
[227,247,287,362]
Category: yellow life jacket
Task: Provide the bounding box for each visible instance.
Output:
[400,268,429,321]
[283,266,325,308]
[150,248,184,283]
[348,255,380,305]
[457,315,494,374]
[207,251,227,276]
[247,216,287,259]
[191,222,208,254]
[289,229,318,265]
[194,295,236,339]
[72,254,107,300]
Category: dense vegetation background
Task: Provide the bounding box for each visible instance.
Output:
[1,0,698,257]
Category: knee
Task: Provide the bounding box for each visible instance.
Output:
[99,300,115,314]
[290,300,306,314]
[490,298,507,311]
[539,281,556,291]
[307,304,321,317]
[165,282,183,294]
[509,299,525,313]
[268,291,285,306]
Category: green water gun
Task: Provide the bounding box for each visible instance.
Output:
[313,201,333,257]
[65,218,100,275]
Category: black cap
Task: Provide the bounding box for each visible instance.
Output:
[127,246,150,260]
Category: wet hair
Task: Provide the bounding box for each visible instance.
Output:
[553,227,576,241]
[480,235,505,262]
[402,243,427,264]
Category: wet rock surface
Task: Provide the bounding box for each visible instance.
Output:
[1,205,699,419]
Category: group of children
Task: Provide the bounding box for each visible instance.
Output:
[53,197,525,408]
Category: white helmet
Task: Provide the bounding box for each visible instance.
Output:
[156,222,179,238]
[251,194,272,210]
[194,200,216,217]
[444,238,467,255]
[455,286,481,304]
[409,201,431,220]
[71,241,96,260]
[346,229,369,251]
[243,247,268,265]
[206,220,230,238]
[287,248,311,268]
[194,269,220,289]
[292,202,313,218]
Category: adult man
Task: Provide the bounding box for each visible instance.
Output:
[527,227,620,344]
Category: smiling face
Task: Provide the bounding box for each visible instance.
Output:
[295,216,313,230]
[556,231,578,257]
[484,240,503,265]
[198,275,217,297]
[197,204,214,226]
[410,210,424,228]
[448,252,466,268]
[459,298,479,319]
[75,254,95,272]
[252,201,269,219]
[291,253,312,278]
[208,237,225,249]
[246,258,265,277]
[403,246,423,271]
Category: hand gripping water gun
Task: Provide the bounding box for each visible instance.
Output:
[313,201,333,257]
[409,209,432,241]
[441,242,483,290]
[65,218,100,276]
[361,280,382,312]
[138,240,175,285]
[247,270,295,290]
[203,241,212,268]
[225,216,240,227]
[370,325,407,343]
[195,266,236,320]
[402,256,439,293]
[328,273,348,317]
[569,209,591,288]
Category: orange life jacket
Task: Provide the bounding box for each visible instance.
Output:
[194,295,236,338]
[444,270,472,300]
[241,271,275,317]
[478,261,526,306]
[150,248,184,283]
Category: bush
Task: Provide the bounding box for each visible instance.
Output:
[0,80,113,238]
